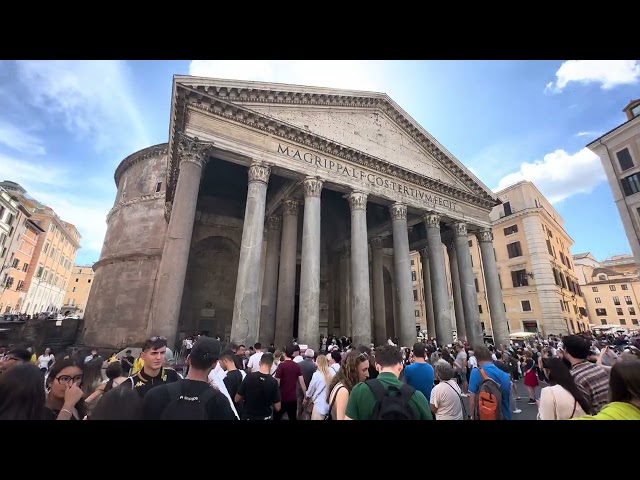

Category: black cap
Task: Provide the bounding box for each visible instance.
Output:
[190,337,223,366]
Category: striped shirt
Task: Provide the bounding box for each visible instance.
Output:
[570,361,610,414]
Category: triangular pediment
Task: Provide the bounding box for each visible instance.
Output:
[172,76,498,206]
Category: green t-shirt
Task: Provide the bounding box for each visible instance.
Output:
[345,372,433,420]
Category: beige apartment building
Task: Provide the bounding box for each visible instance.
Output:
[0,188,45,313]
[0,181,82,315]
[573,252,640,329]
[587,99,640,271]
[61,265,95,317]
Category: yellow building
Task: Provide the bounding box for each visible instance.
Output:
[61,265,95,317]
[587,99,640,271]
[410,251,427,331]
[573,253,640,330]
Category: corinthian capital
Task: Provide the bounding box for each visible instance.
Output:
[451,222,467,238]
[282,198,301,216]
[389,202,407,221]
[177,133,212,168]
[302,177,323,197]
[348,191,368,211]
[370,237,384,250]
[422,212,441,229]
[248,163,271,184]
[476,229,493,244]
[266,215,282,231]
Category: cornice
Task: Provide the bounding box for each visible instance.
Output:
[114,144,168,187]
[166,84,497,212]
[106,192,166,222]
[94,251,163,270]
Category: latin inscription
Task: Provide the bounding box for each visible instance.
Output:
[277,143,457,211]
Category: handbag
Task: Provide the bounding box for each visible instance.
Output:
[444,380,470,420]
[305,383,326,414]
[324,385,345,420]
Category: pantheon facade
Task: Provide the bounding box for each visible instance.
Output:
[83,76,510,351]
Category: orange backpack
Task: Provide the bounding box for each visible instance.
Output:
[473,367,504,420]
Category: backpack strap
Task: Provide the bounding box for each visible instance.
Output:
[479,367,489,381]
[166,380,183,403]
[397,383,416,404]
[365,378,388,402]
[196,386,218,406]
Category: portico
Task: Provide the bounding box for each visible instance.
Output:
[145,76,510,351]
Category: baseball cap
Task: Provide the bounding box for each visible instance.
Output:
[190,337,223,367]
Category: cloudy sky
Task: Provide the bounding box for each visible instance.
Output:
[0,60,638,265]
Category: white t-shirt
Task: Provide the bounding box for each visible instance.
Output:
[468,356,478,369]
[38,355,53,370]
[247,351,264,372]
[207,366,240,419]
[429,379,464,420]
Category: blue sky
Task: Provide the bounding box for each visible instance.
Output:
[0,60,639,265]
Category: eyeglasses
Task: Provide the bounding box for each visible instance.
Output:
[56,374,84,385]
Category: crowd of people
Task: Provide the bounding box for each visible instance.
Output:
[0,329,638,420]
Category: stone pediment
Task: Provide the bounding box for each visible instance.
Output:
[168,76,498,210]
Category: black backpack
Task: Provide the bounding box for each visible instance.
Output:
[366,378,417,420]
[160,381,217,420]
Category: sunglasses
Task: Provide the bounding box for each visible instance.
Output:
[357,352,369,361]
[56,374,84,385]
[148,336,167,342]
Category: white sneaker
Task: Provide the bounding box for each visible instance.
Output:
[513,408,522,414]
[460,393,469,397]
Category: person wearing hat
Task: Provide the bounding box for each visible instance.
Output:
[142,337,237,420]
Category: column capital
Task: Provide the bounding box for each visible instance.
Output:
[389,202,407,221]
[265,215,282,231]
[302,177,323,197]
[347,191,368,211]
[248,163,271,184]
[476,229,493,243]
[422,211,441,229]
[282,198,301,216]
[370,237,384,250]
[177,133,213,168]
[451,221,468,238]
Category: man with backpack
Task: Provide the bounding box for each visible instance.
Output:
[142,337,238,420]
[344,345,432,420]
[468,345,511,420]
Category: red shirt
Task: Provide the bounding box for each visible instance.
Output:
[275,359,302,403]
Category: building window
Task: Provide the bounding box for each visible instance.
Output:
[522,300,532,311]
[470,254,473,267]
[468,240,473,247]
[570,320,575,333]
[625,296,632,305]
[156,181,162,193]
[617,307,623,315]
[474,278,479,292]
[72,287,76,293]
[506,241,522,259]
[498,274,502,289]
[511,270,529,287]
[620,319,627,325]
[411,271,417,281]
[632,319,639,325]
[503,225,518,235]
[613,296,620,305]
[592,286,598,292]
[601,319,607,325]
[622,284,628,290]
[503,201,512,216]
[413,289,418,301]
[621,172,640,196]
[75,278,78,282]
[630,307,636,315]
[478,305,483,313]
[88,279,91,284]
[595,308,607,316]
[616,148,634,171]
[410,260,414,266]
[595,297,602,303]
[503,303,506,312]
[610,285,616,291]
[598,274,606,281]
[414,310,420,317]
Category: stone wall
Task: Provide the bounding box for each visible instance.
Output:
[83,144,169,349]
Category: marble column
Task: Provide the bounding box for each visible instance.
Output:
[423,212,453,346]
[477,229,510,348]
[348,191,372,347]
[230,163,271,347]
[418,246,436,340]
[389,203,415,348]
[339,246,351,336]
[371,237,386,346]
[151,134,211,348]
[452,222,483,348]
[274,199,300,348]
[446,241,467,341]
[258,215,282,345]
[298,177,323,349]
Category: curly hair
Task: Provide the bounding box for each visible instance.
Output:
[326,350,367,402]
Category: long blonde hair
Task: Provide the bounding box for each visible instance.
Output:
[315,354,332,390]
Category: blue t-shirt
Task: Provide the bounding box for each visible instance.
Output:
[468,363,511,420]
[403,362,435,402]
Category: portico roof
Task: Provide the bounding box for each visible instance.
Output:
[166,75,499,213]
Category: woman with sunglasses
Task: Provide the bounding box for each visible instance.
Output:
[325,350,369,420]
[45,357,87,420]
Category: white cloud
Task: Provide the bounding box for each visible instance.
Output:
[0,153,65,187]
[495,147,605,203]
[14,60,151,155]
[576,131,598,137]
[545,60,640,93]
[0,120,46,155]
[188,60,389,92]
